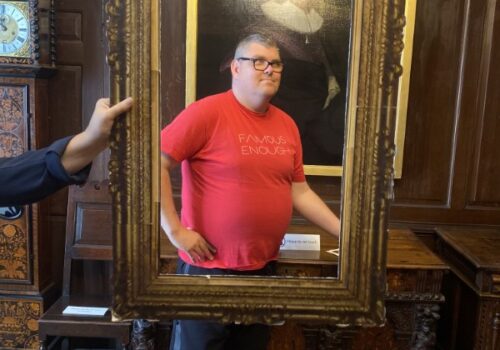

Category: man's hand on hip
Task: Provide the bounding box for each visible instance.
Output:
[172,227,217,263]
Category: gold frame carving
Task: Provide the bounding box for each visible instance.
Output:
[107,0,405,325]
[393,0,417,178]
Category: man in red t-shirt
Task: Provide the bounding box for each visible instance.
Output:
[161,33,340,350]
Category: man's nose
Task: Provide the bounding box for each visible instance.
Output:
[263,64,274,74]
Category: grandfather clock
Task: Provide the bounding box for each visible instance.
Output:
[0,0,56,348]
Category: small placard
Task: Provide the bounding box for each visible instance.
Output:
[280,233,320,251]
[62,306,108,317]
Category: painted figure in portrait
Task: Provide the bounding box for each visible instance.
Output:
[196,0,351,165]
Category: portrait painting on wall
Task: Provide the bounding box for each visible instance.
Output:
[192,0,352,167]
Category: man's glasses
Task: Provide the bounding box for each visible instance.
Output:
[237,57,284,72]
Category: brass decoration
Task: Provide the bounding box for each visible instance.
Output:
[108,0,405,325]
[0,298,40,348]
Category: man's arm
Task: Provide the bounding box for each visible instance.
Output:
[0,97,133,206]
[160,154,216,263]
[291,181,340,238]
[61,97,133,174]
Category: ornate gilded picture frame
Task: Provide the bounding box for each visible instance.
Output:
[107,0,404,325]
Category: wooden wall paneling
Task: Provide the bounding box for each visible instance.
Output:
[393,0,466,208]
[47,217,66,299]
[47,66,82,151]
[52,0,109,130]
[50,0,110,187]
[465,0,500,208]
[450,0,497,211]
[33,79,53,295]
[45,67,82,298]
[44,0,109,297]
[391,0,500,226]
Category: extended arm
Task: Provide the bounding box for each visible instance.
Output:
[291,181,340,238]
[0,136,87,206]
[160,154,216,263]
[0,97,133,206]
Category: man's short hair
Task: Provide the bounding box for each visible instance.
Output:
[234,33,279,58]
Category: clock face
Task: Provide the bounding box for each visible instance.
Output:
[0,2,30,57]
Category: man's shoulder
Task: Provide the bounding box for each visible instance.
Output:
[176,91,230,124]
[269,104,297,125]
[190,90,230,108]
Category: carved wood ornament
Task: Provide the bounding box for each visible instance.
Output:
[107,0,405,325]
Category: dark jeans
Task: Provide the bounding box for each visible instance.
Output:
[169,259,277,350]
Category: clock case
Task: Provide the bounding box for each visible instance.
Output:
[0,0,56,347]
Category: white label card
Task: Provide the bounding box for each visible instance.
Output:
[280,233,320,251]
[62,306,108,316]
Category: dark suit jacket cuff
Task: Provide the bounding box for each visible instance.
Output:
[45,136,91,184]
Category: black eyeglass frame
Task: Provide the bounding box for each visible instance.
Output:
[236,57,284,72]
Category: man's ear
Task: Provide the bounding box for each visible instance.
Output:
[230,59,239,78]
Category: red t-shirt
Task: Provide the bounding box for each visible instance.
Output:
[161,90,305,270]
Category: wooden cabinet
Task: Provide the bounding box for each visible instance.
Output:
[0,76,55,348]
[0,0,58,346]
[436,227,500,350]
[0,72,58,349]
[268,229,449,350]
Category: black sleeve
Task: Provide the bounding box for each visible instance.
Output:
[0,136,91,206]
